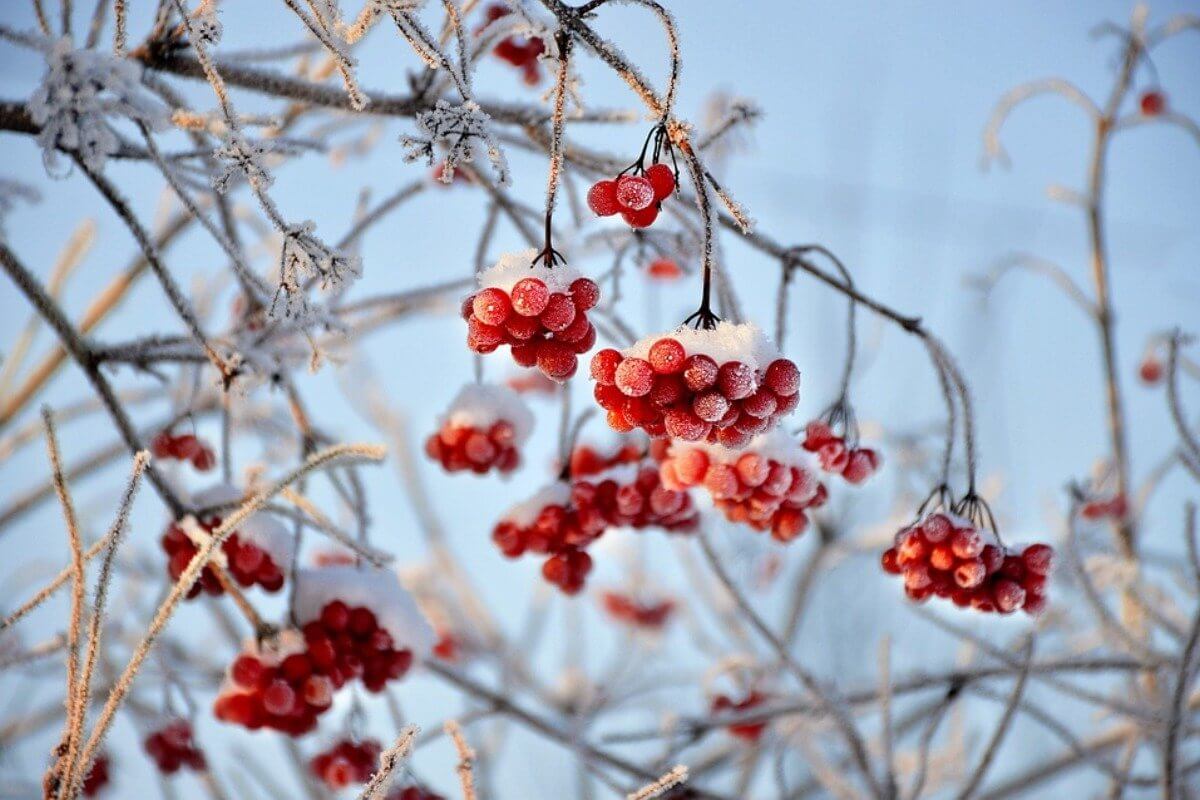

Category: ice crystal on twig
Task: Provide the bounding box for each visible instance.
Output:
[400,100,510,186]
[28,38,167,175]
[0,179,41,241]
[194,0,223,45]
[212,132,276,194]
[274,221,362,319]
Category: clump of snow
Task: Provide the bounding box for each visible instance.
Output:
[28,37,167,175]
[478,248,583,295]
[441,383,535,443]
[624,321,782,372]
[580,461,644,487]
[294,566,436,656]
[500,482,571,527]
[188,483,295,565]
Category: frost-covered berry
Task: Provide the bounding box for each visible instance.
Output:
[425,384,533,476]
[145,720,206,774]
[644,163,676,200]
[570,277,600,310]
[587,180,621,216]
[615,358,655,397]
[511,278,550,317]
[616,175,656,211]
[310,739,382,789]
[648,338,686,374]
[472,287,512,326]
[621,204,659,229]
[540,293,576,332]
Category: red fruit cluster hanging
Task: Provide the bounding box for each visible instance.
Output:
[478,4,544,85]
[660,432,827,543]
[160,497,290,600]
[425,383,533,475]
[588,163,676,228]
[880,512,1053,615]
[464,250,600,382]
[387,788,447,800]
[710,692,768,742]
[493,463,697,594]
[215,567,433,734]
[310,738,382,789]
[600,591,675,630]
[568,440,645,478]
[802,420,881,485]
[144,720,206,774]
[590,322,801,446]
[81,754,111,797]
[151,431,215,471]
[1080,493,1127,520]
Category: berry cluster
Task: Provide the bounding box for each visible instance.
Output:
[660,432,826,543]
[82,755,111,797]
[478,4,544,86]
[465,251,600,382]
[144,720,206,774]
[160,517,286,600]
[710,692,768,742]
[310,739,382,789]
[802,420,881,485]
[493,464,696,594]
[492,483,607,594]
[216,568,433,734]
[425,384,533,475]
[587,164,676,229]
[151,431,215,471]
[880,512,1053,615]
[590,322,801,445]
[600,591,675,630]
[646,257,683,280]
[1080,494,1127,521]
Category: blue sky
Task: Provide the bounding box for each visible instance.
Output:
[1,1,1198,797]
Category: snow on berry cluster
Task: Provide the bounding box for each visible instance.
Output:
[310,738,382,789]
[425,383,534,475]
[161,485,291,600]
[600,591,675,630]
[144,720,206,775]
[880,512,1054,615]
[81,754,111,797]
[587,164,676,229]
[590,322,801,445]
[660,431,827,543]
[478,4,545,85]
[151,430,216,471]
[464,250,600,381]
[802,420,881,485]
[493,462,697,594]
[214,568,434,734]
[710,691,768,742]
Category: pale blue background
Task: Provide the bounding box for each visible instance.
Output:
[1,1,1198,797]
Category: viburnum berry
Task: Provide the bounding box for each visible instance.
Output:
[660,431,825,543]
[144,720,206,774]
[1139,353,1163,384]
[310,739,382,789]
[477,4,545,86]
[425,383,533,476]
[601,591,675,630]
[646,258,683,280]
[710,691,769,742]
[880,511,1053,615]
[621,204,659,229]
[386,787,447,800]
[568,440,645,478]
[616,175,656,211]
[1140,89,1166,116]
[464,251,600,382]
[644,163,676,199]
[590,323,801,443]
[1079,493,1127,521]
[587,180,622,217]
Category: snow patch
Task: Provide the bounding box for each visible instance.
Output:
[441,382,534,443]
[478,248,582,295]
[623,321,781,373]
[501,482,571,527]
[294,566,436,656]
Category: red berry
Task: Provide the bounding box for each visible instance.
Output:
[644,163,675,200]
[717,361,755,400]
[615,357,655,397]
[472,287,512,326]
[1139,356,1163,384]
[510,278,550,316]
[740,389,777,419]
[540,293,577,332]
[615,175,655,211]
[648,338,686,374]
[682,354,719,391]
[537,340,578,381]
[1022,543,1055,575]
[1140,90,1166,116]
[263,680,296,716]
[664,408,708,441]
[692,391,730,422]
[570,277,600,310]
[621,204,659,229]
[321,600,350,631]
[230,655,264,688]
[587,180,621,216]
[647,258,683,280]
[590,349,622,385]
[764,359,800,396]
